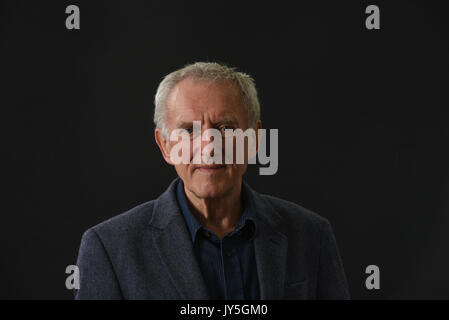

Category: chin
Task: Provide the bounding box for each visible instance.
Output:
[194,184,227,199]
[190,178,233,199]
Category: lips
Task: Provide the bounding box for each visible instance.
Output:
[195,164,227,172]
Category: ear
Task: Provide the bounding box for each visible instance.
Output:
[155,128,174,165]
[254,120,262,154]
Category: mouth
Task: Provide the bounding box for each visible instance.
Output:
[195,164,227,173]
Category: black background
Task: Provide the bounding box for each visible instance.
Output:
[1,0,448,299]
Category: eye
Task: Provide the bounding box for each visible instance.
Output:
[184,127,201,139]
[220,125,234,132]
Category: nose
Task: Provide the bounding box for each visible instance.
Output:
[193,122,224,164]
[201,124,217,159]
[200,126,214,152]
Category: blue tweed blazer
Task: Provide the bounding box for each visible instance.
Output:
[74,178,350,299]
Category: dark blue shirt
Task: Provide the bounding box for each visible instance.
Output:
[176,179,260,300]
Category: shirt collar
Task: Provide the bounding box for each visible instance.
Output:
[175,179,257,243]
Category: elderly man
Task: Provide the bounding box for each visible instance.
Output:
[74,62,350,300]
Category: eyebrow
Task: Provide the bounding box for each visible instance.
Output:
[176,122,195,129]
[214,118,239,126]
[175,118,239,129]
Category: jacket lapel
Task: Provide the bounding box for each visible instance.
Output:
[148,178,289,300]
[148,178,209,299]
[246,182,289,299]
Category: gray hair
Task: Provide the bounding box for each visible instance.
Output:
[154,62,261,138]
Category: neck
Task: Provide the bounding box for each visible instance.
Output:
[183,182,243,240]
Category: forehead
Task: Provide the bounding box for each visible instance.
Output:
[165,78,246,124]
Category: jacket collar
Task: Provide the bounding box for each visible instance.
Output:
[175,178,258,243]
[148,177,288,299]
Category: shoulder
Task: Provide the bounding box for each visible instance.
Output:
[79,178,180,248]
[258,193,331,232]
[82,199,157,245]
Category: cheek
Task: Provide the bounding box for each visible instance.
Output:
[168,139,194,163]
[234,164,248,175]
[173,164,192,180]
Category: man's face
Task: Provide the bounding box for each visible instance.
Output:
[155,78,258,200]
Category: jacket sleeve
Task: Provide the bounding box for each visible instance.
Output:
[74,228,123,299]
[316,219,350,299]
